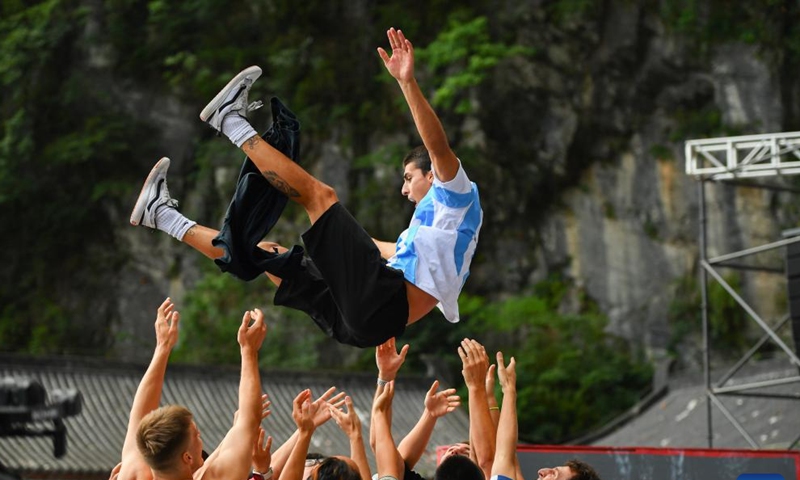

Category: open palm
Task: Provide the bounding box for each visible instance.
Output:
[378,27,415,82]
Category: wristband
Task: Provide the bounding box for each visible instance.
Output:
[377,378,389,386]
[251,467,273,480]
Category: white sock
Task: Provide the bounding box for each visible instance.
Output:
[155,206,197,241]
[222,114,258,148]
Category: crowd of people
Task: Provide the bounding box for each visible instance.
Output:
[111,300,601,480]
[121,27,603,480]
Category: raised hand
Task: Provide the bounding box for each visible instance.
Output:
[155,297,180,350]
[310,386,346,427]
[485,364,497,398]
[252,427,273,473]
[458,338,489,389]
[233,393,270,427]
[238,308,267,352]
[375,337,409,381]
[328,395,362,439]
[373,381,395,415]
[377,27,415,83]
[259,393,272,422]
[424,380,460,418]
[291,389,316,432]
[496,352,516,392]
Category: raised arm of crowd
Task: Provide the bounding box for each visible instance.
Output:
[112,295,601,480]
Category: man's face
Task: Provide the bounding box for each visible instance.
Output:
[401,163,433,205]
[537,466,575,480]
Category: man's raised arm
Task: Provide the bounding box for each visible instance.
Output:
[490,352,518,479]
[459,339,496,479]
[397,380,460,469]
[378,27,460,182]
[201,308,267,480]
[119,298,179,480]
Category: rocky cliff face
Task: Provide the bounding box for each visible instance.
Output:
[102,2,800,366]
[466,2,799,365]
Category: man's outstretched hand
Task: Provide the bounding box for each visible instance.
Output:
[155,297,180,351]
[378,27,415,84]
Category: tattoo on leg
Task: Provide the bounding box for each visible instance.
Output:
[262,170,301,198]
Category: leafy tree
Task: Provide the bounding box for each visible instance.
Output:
[0,1,156,353]
[415,15,531,114]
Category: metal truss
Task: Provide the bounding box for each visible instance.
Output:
[687,131,800,449]
[686,131,800,180]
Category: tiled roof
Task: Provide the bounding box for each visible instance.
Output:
[0,355,469,480]
[593,361,800,450]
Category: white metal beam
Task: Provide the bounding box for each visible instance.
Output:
[685,131,800,180]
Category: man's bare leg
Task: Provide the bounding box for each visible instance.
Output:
[182,225,225,260]
[199,66,338,225]
[130,157,290,276]
[241,134,337,224]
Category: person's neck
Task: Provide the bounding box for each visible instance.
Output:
[153,468,194,480]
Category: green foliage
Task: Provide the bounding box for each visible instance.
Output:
[603,201,617,220]
[0,1,158,354]
[415,15,531,114]
[173,264,327,369]
[649,144,675,161]
[548,0,601,24]
[643,214,659,240]
[669,105,724,142]
[668,272,750,355]
[660,0,800,61]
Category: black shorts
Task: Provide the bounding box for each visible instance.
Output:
[274,202,408,347]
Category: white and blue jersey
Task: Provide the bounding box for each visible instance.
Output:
[387,161,483,323]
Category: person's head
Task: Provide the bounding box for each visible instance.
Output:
[305,455,360,480]
[434,453,484,480]
[537,459,601,480]
[401,145,434,205]
[136,405,204,476]
[439,442,471,462]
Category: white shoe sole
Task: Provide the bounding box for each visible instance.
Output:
[199,65,262,122]
[130,157,170,226]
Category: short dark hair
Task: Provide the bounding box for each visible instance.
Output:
[403,145,431,174]
[434,454,484,480]
[565,459,602,480]
[316,457,360,480]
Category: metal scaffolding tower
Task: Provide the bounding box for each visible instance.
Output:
[685,131,800,449]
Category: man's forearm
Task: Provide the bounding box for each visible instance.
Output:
[398,78,450,157]
[238,348,262,426]
[349,433,372,480]
[373,411,402,479]
[281,430,313,480]
[270,430,299,480]
[398,78,459,182]
[492,389,518,476]
[131,348,170,415]
[122,347,170,460]
[397,409,435,468]
[467,385,496,476]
